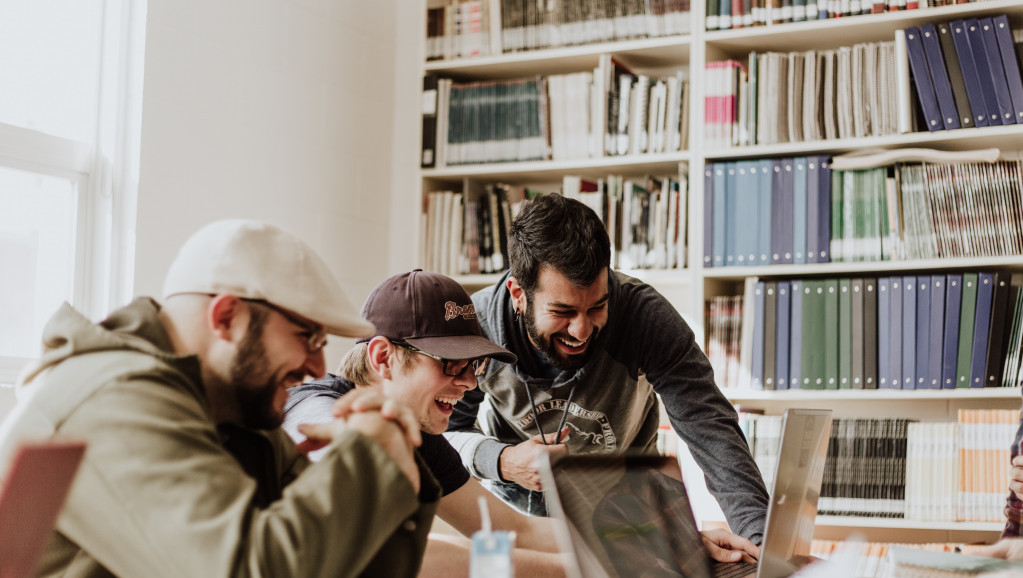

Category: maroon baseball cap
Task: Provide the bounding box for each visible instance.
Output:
[358,269,516,363]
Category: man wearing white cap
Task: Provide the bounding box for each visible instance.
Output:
[0,220,439,577]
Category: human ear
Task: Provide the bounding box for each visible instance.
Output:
[508,276,527,316]
[207,294,245,343]
[366,336,396,380]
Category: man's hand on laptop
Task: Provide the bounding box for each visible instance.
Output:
[498,428,570,491]
[700,529,760,563]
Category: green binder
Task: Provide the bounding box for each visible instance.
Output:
[956,273,979,388]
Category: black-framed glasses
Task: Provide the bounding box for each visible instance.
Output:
[390,341,489,377]
[243,299,328,354]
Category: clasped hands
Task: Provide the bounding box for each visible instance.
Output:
[295,389,423,492]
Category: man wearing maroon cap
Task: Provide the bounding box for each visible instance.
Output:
[283,269,570,577]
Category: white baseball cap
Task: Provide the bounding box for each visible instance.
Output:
[162,219,374,338]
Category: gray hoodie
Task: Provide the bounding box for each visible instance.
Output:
[0,297,439,577]
[444,271,768,543]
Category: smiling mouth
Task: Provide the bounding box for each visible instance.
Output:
[556,336,588,352]
[435,396,460,412]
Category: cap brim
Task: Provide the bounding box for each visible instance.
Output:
[324,317,376,339]
[406,335,517,363]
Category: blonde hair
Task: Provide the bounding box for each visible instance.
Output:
[338,341,416,387]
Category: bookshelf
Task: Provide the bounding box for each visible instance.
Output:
[418,0,1023,544]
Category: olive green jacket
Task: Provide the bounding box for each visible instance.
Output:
[0,298,440,577]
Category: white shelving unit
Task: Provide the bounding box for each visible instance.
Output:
[419,0,1023,544]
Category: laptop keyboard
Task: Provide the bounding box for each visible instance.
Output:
[712,561,758,578]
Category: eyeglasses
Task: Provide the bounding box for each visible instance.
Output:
[243,299,328,354]
[390,341,489,377]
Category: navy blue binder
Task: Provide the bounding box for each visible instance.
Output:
[776,281,791,390]
[789,280,803,390]
[793,158,808,265]
[969,272,995,387]
[751,280,766,390]
[806,157,821,264]
[964,18,1005,125]
[725,164,739,266]
[713,164,727,267]
[736,161,759,265]
[942,273,963,389]
[903,26,945,131]
[978,17,1017,125]
[902,276,917,389]
[704,164,715,267]
[864,277,878,389]
[890,277,903,390]
[928,274,946,389]
[950,19,993,127]
[878,277,892,388]
[915,276,931,389]
[757,159,773,266]
[919,23,961,130]
[771,159,795,265]
[937,21,974,128]
[993,14,1023,124]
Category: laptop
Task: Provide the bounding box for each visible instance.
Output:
[0,440,86,578]
[540,408,833,578]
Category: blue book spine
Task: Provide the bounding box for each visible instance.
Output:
[993,14,1023,124]
[904,26,945,132]
[942,274,964,389]
[890,277,903,390]
[737,161,759,265]
[770,160,786,265]
[979,17,1017,125]
[806,157,821,264]
[915,276,931,389]
[928,274,946,389]
[902,276,917,389]
[751,280,766,390]
[713,164,727,267]
[950,20,991,127]
[704,164,715,267]
[920,23,962,130]
[779,159,795,264]
[725,164,739,266]
[789,280,803,389]
[964,18,1004,126]
[818,158,831,263]
[776,281,791,390]
[793,157,808,265]
[878,277,892,388]
[758,160,773,266]
[970,272,995,387]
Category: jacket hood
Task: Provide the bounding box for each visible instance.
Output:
[18,297,184,387]
[476,270,621,391]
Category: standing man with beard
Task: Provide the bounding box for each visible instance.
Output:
[0,220,439,578]
[444,194,770,546]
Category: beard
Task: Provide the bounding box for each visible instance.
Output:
[523,298,600,372]
[227,318,283,430]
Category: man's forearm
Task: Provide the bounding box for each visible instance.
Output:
[444,430,510,481]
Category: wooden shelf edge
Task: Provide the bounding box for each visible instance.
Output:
[724,387,1022,401]
[815,515,1004,531]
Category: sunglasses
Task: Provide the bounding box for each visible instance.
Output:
[390,341,490,377]
[243,299,328,354]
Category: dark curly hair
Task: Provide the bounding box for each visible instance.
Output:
[508,193,611,296]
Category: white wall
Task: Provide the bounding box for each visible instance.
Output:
[136,0,412,359]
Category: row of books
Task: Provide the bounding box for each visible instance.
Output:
[425,0,692,61]
[708,270,1023,391]
[706,0,927,31]
[742,411,1014,522]
[902,16,1023,132]
[703,158,1023,269]
[421,62,690,167]
[810,541,960,578]
[421,173,689,275]
[704,40,899,148]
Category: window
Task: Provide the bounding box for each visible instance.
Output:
[0,1,145,384]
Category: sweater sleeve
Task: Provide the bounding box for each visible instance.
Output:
[50,367,440,578]
[620,283,770,544]
[1004,411,1023,538]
